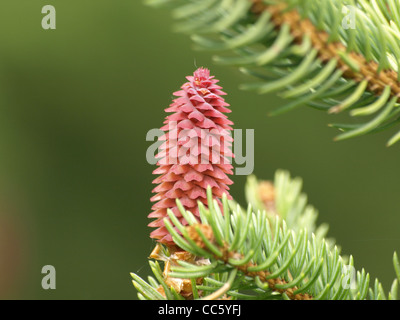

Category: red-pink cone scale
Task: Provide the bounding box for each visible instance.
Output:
[149,68,234,245]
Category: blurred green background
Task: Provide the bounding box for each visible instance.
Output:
[0,0,399,299]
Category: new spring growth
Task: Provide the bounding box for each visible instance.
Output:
[147,68,248,245]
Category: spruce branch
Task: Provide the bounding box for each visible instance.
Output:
[245,171,332,246]
[186,223,313,300]
[146,0,400,145]
[132,171,400,300]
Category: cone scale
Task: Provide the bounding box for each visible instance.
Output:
[149,68,234,245]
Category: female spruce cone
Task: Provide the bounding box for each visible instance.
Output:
[149,68,234,245]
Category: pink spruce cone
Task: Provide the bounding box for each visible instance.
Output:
[149,68,234,245]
